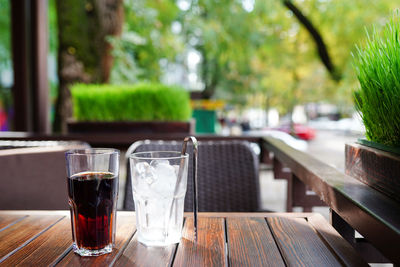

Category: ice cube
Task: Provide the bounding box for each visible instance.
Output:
[135,162,149,175]
[136,178,153,198]
[144,166,156,185]
[150,159,170,168]
[134,162,156,184]
[151,161,177,197]
[147,199,166,227]
[132,162,157,197]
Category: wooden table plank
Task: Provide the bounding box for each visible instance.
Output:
[114,234,177,267]
[267,217,341,266]
[173,217,226,267]
[56,213,136,267]
[1,217,72,266]
[0,215,26,231]
[226,217,285,267]
[0,215,63,261]
[307,214,368,267]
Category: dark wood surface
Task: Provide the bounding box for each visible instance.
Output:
[0,211,366,266]
[307,214,368,266]
[1,217,71,266]
[268,217,341,266]
[226,217,284,267]
[264,136,400,264]
[345,143,400,203]
[10,0,31,132]
[10,0,50,133]
[66,121,194,135]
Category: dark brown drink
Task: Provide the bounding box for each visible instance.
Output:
[67,171,118,250]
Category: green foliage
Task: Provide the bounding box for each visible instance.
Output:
[173,0,397,113]
[0,1,10,70]
[49,0,58,56]
[354,15,400,146]
[0,1,11,69]
[70,83,192,121]
[107,33,144,84]
[58,0,397,116]
[109,0,183,82]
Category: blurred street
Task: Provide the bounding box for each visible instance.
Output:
[307,129,364,171]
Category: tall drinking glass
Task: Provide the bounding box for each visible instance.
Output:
[66,148,119,256]
[130,151,189,246]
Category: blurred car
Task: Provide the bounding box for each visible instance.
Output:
[275,123,316,141]
[308,114,365,134]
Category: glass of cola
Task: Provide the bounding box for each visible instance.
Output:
[66,148,119,256]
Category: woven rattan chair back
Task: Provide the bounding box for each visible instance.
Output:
[124,140,260,212]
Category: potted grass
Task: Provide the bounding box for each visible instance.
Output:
[346,15,400,202]
[67,83,194,134]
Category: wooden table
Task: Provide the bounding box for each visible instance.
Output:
[0,211,366,266]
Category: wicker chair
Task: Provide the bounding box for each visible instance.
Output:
[123,140,261,212]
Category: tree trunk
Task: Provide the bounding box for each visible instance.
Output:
[54,0,123,132]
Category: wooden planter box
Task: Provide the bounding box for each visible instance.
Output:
[67,120,195,134]
[345,143,400,203]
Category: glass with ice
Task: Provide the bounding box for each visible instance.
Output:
[129,151,189,246]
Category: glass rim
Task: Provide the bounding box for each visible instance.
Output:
[66,148,120,156]
[129,151,188,160]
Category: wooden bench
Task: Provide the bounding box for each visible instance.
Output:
[263,136,400,264]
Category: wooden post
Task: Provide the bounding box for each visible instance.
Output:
[10,0,32,131]
[330,210,389,263]
[10,0,50,133]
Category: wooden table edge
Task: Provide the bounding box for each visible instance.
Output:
[184,212,315,218]
[0,211,315,218]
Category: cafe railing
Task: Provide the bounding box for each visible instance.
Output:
[262,136,400,264]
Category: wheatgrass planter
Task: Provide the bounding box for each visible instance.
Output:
[69,83,194,135]
[345,142,400,203]
[347,16,400,204]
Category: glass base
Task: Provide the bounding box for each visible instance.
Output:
[138,236,181,247]
[72,243,113,256]
[137,228,181,247]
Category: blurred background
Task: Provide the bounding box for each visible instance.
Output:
[0,0,399,169]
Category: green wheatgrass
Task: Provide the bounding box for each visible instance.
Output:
[70,83,192,122]
[353,14,400,146]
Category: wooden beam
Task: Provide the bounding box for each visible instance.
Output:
[10,0,32,131]
[10,0,50,133]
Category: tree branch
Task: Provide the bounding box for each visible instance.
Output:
[283,0,341,81]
